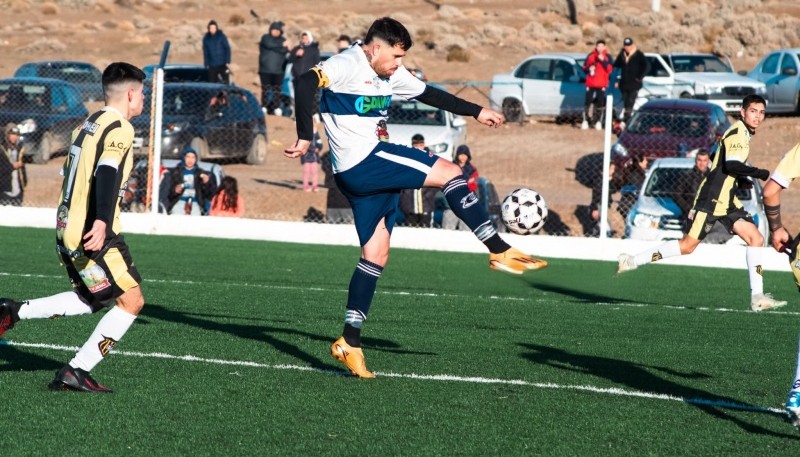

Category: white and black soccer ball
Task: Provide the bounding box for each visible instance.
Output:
[501,188,548,235]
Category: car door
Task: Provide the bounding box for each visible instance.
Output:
[774,52,799,111]
[519,58,560,115]
[750,52,784,110]
[549,58,585,116]
[228,89,257,154]
[204,89,232,155]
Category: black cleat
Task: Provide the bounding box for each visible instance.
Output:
[0,298,22,337]
[48,365,113,393]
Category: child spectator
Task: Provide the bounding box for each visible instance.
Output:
[167,147,217,215]
[301,123,323,191]
[210,176,244,217]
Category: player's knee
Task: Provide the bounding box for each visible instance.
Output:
[749,232,764,247]
[116,288,145,315]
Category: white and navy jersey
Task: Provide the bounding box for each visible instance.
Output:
[317,45,426,173]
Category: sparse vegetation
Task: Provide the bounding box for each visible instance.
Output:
[446,45,470,62]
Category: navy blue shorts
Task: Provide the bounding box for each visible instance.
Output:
[334,142,440,245]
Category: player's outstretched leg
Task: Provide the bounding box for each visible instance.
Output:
[617,253,638,273]
[441,176,546,274]
[618,239,683,274]
[0,298,22,337]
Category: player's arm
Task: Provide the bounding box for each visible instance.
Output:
[721,132,770,180]
[413,85,503,127]
[285,68,326,158]
[84,127,129,251]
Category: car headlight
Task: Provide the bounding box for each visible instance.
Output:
[429,143,448,154]
[612,142,628,158]
[18,119,36,134]
[633,212,659,228]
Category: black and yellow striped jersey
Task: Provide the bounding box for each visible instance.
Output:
[56,107,134,251]
[771,142,800,189]
[692,120,751,216]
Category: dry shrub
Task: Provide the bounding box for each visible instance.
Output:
[648,22,705,53]
[16,38,66,54]
[601,22,623,44]
[680,4,711,27]
[118,20,135,32]
[133,16,153,29]
[229,13,245,26]
[103,20,118,29]
[438,5,463,20]
[550,22,583,46]
[520,20,548,42]
[542,0,595,17]
[176,0,197,11]
[446,45,470,63]
[41,2,59,15]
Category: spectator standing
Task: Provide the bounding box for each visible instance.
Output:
[337,34,351,54]
[289,31,321,93]
[210,176,245,217]
[399,134,437,226]
[258,21,289,114]
[442,145,479,230]
[0,123,26,206]
[167,147,217,215]
[613,37,648,128]
[203,20,231,84]
[582,39,613,130]
[301,122,323,192]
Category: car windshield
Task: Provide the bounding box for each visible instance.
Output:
[142,88,212,116]
[39,64,101,84]
[0,83,50,111]
[627,110,709,137]
[670,55,732,73]
[645,167,752,200]
[388,101,446,126]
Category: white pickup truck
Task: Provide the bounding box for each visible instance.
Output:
[658,53,767,113]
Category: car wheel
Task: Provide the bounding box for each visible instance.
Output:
[190,137,209,159]
[246,133,267,165]
[32,131,54,164]
[502,98,523,123]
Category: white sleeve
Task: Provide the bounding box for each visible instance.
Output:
[318,54,350,89]
[390,66,427,100]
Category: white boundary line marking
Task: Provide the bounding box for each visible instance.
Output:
[2,271,799,316]
[1,340,784,416]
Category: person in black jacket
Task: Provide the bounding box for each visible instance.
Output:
[673,150,710,221]
[613,37,648,127]
[289,31,321,113]
[0,123,26,206]
[203,20,231,84]
[258,21,289,114]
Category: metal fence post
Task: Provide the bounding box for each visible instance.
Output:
[599,94,614,239]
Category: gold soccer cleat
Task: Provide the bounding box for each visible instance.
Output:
[489,247,548,275]
[331,336,375,379]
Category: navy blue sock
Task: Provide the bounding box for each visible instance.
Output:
[342,258,383,347]
[443,177,510,254]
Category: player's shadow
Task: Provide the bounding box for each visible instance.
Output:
[528,282,649,306]
[0,343,63,372]
[140,304,434,373]
[518,343,797,438]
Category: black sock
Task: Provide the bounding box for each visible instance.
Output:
[443,177,510,254]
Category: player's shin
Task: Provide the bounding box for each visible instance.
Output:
[746,247,764,296]
[342,258,383,347]
[69,305,136,373]
[443,177,510,254]
[633,240,681,266]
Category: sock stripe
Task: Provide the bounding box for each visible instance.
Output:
[345,309,366,327]
[474,221,497,242]
[443,178,467,195]
[357,262,383,277]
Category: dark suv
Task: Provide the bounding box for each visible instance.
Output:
[14,61,104,103]
[132,82,267,164]
[611,99,730,173]
[0,77,89,163]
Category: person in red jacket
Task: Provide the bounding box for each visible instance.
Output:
[582,39,613,130]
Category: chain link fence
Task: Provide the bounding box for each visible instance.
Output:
[0,63,781,246]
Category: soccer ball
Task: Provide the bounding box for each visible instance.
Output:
[501,188,548,235]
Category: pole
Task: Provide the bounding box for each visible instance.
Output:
[149,68,164,216]
[599,94,614,239]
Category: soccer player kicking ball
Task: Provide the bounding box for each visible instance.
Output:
[761,142,800,427]
[617,94,786,312]
[284,17,547,378]
[0,62,147,393]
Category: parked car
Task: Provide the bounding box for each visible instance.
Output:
[611,99,731,172]
[14,61,104,103]
[131,82,267,164]
[625,157,767,245]
[659,53,767,113]
[387,97,467,160]
[0,77,89,163]
[489,53,671,123]
[747,48,800,114]
[142,63,213,83]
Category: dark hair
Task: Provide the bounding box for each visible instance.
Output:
[217,176,239,212]
[596,39,606,45]
[696,149,710,157]
[338,34,351,43]
[411,133,424,143]
[102,62,145,90]
[742,94,766,111]
[364,17,412,50]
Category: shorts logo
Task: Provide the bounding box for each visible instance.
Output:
[461,193,479,209]
[81,121,100,135]
[704,222,714,233]
[79,264,111,293]
[651,251,663,262]
[98,336,117,357]
[56,205,68,237]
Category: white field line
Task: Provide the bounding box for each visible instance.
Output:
[2,271,799,317]
[1,340,784,416]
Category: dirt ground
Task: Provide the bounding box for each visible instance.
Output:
[6,0,800,235]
